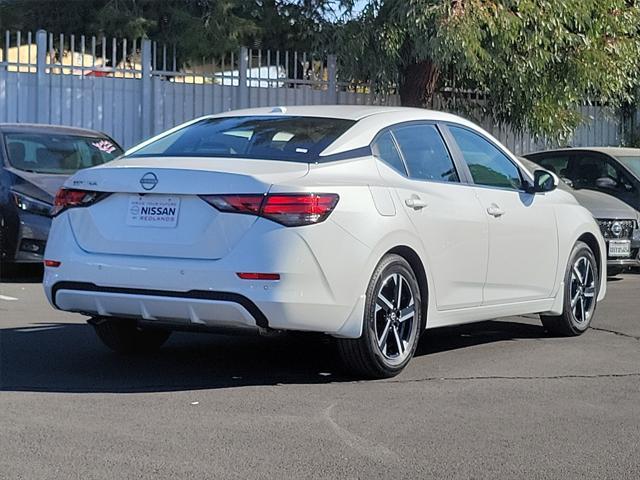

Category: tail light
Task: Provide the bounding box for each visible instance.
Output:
[201,193,339,227]
[52,189,105,216]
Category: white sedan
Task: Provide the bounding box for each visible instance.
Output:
[43,106,606,378]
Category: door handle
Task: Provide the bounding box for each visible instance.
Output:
[487,204,505,217]
[405,196,427,210]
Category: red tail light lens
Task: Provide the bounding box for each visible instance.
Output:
[52,189,102,216]
[200,193,339,227]
[261,194,339,226]
[202,195,264,215]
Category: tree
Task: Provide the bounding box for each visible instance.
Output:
[0,0,333,72]
[334,0,640,139]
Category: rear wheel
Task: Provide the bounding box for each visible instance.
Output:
[541,241,598,336]
[92,318,171,353]
[337,254,422,379]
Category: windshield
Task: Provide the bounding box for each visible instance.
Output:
[4,132,122,174]
[615,155,640,179]
[128,116,355,162]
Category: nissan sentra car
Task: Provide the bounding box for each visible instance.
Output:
[43,106,606,378]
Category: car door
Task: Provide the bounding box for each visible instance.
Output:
[372,123,488,310]
[445,124,559,305]
[568,152,640,211]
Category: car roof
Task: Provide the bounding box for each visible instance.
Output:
[0,123,112,138]
[210,105,468,122]
[167,105,491,158]
[525,146,640,158]
[125,105,520,165]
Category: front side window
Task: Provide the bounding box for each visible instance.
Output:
[449,126,522,190]
[391,124,459,182]
[526,154,570,178]
[572,154,635,194]
[128,116,355,163]
[4,133,122,174]
[371,130,406,175]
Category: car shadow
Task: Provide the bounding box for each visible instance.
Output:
[0,318,548,393]
[0,263,44,283]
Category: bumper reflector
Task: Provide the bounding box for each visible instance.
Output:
[44,260,61,267]
[236,272,280,281]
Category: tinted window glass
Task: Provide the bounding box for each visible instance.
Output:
[4,133,122,174]
[129,116,355,163]
[449,126,522,190]
[371,131,406,174]
[526,154,570,177]
[572,154,636,194]
[392,124,458,182]
[615,155,640,179]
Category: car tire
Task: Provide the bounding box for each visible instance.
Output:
[337,254,422,379]
[92,318,171,353]
[540,241,599,336]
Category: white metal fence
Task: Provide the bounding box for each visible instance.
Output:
[0,29,625,152]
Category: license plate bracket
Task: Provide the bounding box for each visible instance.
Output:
[126,195,180,228]
[608,239,631,258]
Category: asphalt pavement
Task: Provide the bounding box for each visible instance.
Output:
[1,265,639,479]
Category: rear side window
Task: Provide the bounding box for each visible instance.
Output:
[4,133,122,174]
[392,124,459,182]
[449,126,522,190]
[371,131,406,174]
[128,116,355,163]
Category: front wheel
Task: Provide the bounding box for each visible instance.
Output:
[337,254,422,378]
[541,241,599,336]
[92,318,171,353]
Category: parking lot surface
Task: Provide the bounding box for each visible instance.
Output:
[1,267,639,479]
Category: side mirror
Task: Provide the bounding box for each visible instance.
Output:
[532,169,557,193]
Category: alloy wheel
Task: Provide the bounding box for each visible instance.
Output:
[569,255,596,325]
[374,273,417,365]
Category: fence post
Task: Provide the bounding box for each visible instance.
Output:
[238,46,249,109]
[35,29,49,123]
[141,38,152,140]
[327,54,338,105]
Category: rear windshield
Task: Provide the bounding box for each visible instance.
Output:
[4,132,122,174]
[127,116,355,162]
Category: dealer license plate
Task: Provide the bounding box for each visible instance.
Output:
[608,240,631,258]
[126,195,180,228]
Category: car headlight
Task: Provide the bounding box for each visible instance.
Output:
[11,191,53,217]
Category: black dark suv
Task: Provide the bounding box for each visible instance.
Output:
[0,124,122,264]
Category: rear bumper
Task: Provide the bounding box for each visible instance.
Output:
[52,282,267,331]
[43,215,370,338]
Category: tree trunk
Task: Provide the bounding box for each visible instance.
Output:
[399,60,440,108]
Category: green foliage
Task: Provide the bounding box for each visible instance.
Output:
[0,0,332,59]
[334,0,640,140]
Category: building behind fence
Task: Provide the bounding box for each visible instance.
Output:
[0,29,628,152]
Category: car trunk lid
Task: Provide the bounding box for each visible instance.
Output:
[64,157,309,260]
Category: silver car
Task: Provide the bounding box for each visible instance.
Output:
[521,157,640,276]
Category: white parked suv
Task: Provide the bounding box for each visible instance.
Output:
[43,106,606,378]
